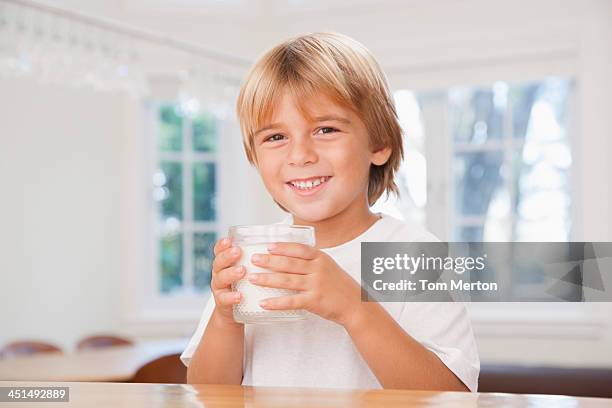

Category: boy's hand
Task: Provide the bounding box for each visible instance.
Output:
[248,243,362,327]
[210,237,246,325]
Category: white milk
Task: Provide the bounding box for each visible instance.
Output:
[232,243,307,323]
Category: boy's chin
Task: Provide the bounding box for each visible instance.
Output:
[287,205,334,224]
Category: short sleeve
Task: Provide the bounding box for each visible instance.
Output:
[397,302,480,392]
[180,295,216,367]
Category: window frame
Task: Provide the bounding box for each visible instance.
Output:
[141,100,218,319]
[119,97,227,335]
[150,100,219,297]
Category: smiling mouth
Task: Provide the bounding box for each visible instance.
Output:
[286,176,332,191]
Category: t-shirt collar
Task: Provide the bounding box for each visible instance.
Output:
[278,212,388,252]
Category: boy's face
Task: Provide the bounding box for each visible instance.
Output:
[252,89,390,223]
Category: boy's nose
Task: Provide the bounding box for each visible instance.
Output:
[288,138,318,166]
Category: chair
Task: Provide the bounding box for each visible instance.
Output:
[131,353,186,384]
[479,364,612,398]
[76,335,133,351]
[0,341,62,359]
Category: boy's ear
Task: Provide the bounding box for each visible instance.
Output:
[371,146,392,166]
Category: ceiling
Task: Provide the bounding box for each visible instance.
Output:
[120,0,427,19]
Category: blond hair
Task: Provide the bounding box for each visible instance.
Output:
[236,32,403,205]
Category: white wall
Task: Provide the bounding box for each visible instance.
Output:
[0,78,123,350]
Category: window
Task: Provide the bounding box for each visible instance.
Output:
[449,78,573,243]
[376,77,576,301]
[449,78,574,298]
[152,101,218,295]
[385,77,574,240]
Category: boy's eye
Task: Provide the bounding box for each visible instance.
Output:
[262,128,337,143]
[318,127,338,134]
[264,134,286,143]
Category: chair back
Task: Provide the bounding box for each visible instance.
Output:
[0,341,62,359]
[131,353,186,384]
[76,335,133,351]
[479,364,612,398]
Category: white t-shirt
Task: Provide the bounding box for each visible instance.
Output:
[180,213,480,391]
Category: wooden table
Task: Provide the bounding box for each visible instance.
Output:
[0,340,187,382]
[0,381,611,407]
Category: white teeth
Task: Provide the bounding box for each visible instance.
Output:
[290,176,328,190]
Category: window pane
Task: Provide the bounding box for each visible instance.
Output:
[511,77,571,140]
[441,77,574,299]
[510,83,539,139]
[193,232,216,291]
[449,84,506,144]
[514,148,571,241]
[193,112,217,152]
[160,232,182,293]
[512,78,572,242]
[454,225,484,241]
[158,162,183,220]
[453,150,504,217]
[193,162,216,221]
[159,104,183,151]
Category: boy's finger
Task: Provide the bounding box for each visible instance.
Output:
[250,253,310,274]
[265,242,317,260]
[215,290,242,307]
[259,294,305,310]
[212,266,246,289]
[248,272,307,291]
[213,236,232,256]
[212,246,241,272]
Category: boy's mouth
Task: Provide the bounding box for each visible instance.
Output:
[285,176,332,195]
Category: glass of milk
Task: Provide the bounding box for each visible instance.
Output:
[229,224,315,324]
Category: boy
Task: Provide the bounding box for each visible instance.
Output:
[180,32,479,391]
